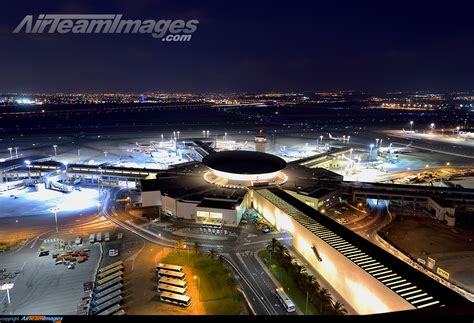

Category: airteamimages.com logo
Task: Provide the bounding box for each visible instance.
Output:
[13,14,199,41]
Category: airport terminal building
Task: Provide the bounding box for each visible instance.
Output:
[140,150,343,227]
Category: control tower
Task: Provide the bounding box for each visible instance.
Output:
[255,130,267,153]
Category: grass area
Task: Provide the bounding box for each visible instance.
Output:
[0,239,25,252]
[259,249,320,315]
[162,250,243,315]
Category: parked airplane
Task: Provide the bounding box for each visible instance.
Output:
[328,133,344,141]
[459,131,474,139]
[401,128,415,134]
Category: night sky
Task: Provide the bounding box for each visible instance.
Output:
[1,0,474,93]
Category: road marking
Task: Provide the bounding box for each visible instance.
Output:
[30,236,40,249]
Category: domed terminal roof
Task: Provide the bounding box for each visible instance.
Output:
[203,150,287,175]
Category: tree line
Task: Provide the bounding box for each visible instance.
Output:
[266,238,347,315]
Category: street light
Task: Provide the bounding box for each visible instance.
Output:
[177,131,180,139]
[369,144,374,161]
[319,135,323,145]
[25,160,31,179]
[53,145,58,156]
[410,121,413,131]
[14,147,18,158]
[50,207,60,236]
[8,147,13,159]
[194,275,201,301]
[1,283,14,306]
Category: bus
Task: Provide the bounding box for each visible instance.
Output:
[157,269,185,280]
[97,271,123,286]
[157,283,187,295]
[159,291,191,307]
[94,277,122,293]
[98,261,123,274]
[275,288,296,313]
[156,263,183,273]
[97,265,123,280]
[158,277,187,288]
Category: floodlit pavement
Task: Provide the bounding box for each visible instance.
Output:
[0,242,101,315]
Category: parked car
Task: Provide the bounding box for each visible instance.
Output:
[38,250,49,257]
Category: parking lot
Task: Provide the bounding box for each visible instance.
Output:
[0,240,100,315]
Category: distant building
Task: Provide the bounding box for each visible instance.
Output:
[254,130,266,153]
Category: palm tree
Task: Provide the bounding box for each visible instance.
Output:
[331,301,348,315]
[207,248,218,260]
[266,238,280,264]
[281,252,293,272]
[318,288,332,314]
[276,244,288,259]
[267,238,280,253]
[175,240,185,254]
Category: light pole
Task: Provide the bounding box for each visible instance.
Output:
[1,283,14,306]
[305,290,309,315]
[410,121,413,131]
[369,144,374,161]
[25,160,31,179]
[8,147,12,159]
[104,151,108,158]
[53,145,58,156]
[319,135,323,146]
[177,131,180,139]
[194,275,201,301]
[375,138,379,147]
[50,207,60,236]
[206,130,210,138]
[379,138,383,148]
[14,147,18,159]
[224,132,227,141]
[347,135,350,144]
